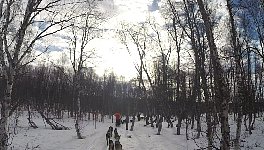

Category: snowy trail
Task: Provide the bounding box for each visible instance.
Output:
[83,120,114,150]
[80,130,106,150]
[161,126,191,149]
[118,126,149,150]
[133,123,181,150]
[41,119,113,150]
[12,113,264,150]
[12,114,198,150]
[116,120,194,150]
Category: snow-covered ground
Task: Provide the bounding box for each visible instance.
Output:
[9,111,264,150]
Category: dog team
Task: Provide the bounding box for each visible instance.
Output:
[106,126,122,150]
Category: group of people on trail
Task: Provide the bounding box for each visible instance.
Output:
[114,112,130,129]
[114,112,173,135]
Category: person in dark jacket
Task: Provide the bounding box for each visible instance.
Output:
[137,113,141,121]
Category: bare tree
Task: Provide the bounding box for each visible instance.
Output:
[166,0,190,136]
[165,0,213,145]
[235,0,264,61]
[0,0,80,149]
[119,23,149,115]
[225,0,248,148]
[67,0,103,139]
[197,0,230,149]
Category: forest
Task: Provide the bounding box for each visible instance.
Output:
[0,0,264,150]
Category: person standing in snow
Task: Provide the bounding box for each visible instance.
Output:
[114,112,121,127]
[137,113,140,121]
[125,115,129,130]
[157,117,163,135]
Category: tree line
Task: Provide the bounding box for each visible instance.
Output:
[1,0,264,149]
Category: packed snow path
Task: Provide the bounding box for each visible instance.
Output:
[47,119,193,150]
[11,113,264,150]
[11,113,197,150]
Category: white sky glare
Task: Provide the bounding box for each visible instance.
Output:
[33,0,163,81]
[92,0,163,80]
[93,0,156,80]
[33,0,231,80]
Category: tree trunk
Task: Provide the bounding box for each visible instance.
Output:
[226,0,245,148]
[234,110,242,150]
[27,105,38,129]
[250,113,256,131]
[197,0,230,149]
[248,113,252,134]
[185,118,189,140]
[244,115,248,131]
[0,68,14,150]
[200,60,213,149]
[75,91,83,139]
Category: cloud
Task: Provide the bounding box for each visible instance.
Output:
[148,0,161,12]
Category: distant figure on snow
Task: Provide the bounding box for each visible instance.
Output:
[157,117,163,135]
[137,113,141,121]
[125,115,129,130]
[114,112,121,127]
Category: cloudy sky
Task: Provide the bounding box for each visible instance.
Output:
[34,0,163,80]
[92,0,162,79]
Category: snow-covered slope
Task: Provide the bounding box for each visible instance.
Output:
[10,112,197,150]
[10,112,264,150]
